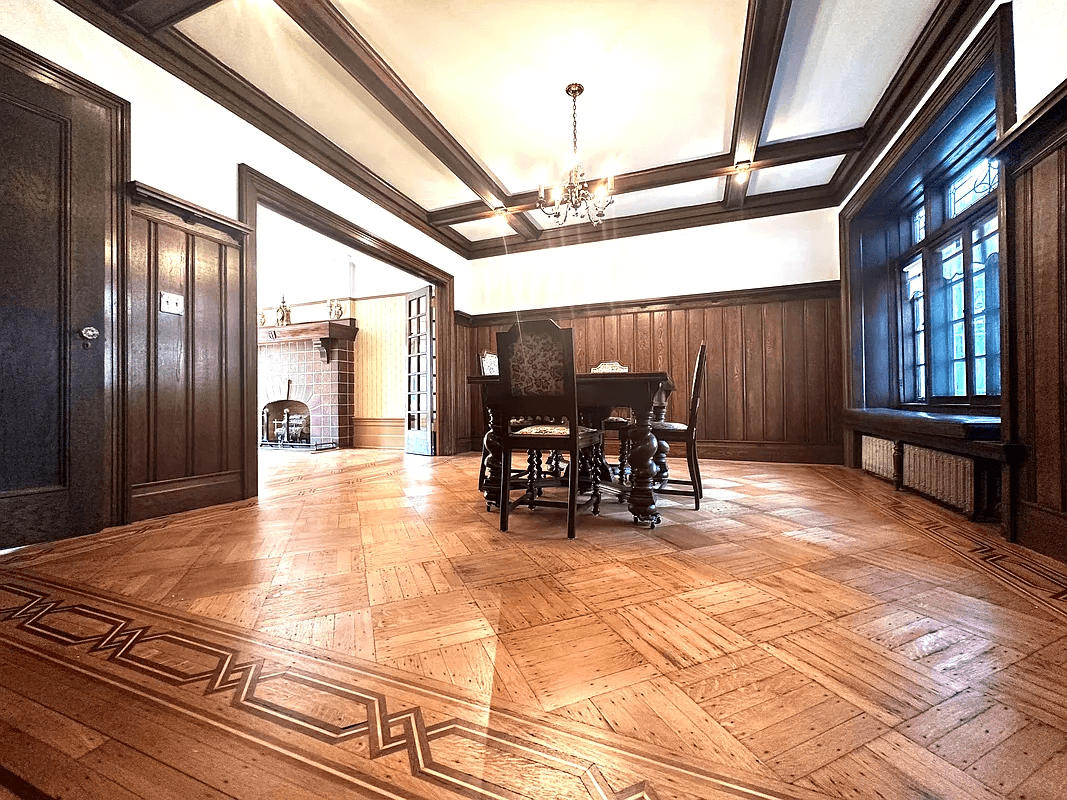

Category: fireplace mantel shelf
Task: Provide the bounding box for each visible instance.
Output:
[258,320,359,363]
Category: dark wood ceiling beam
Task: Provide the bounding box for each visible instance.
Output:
[273,0,541,242]
[724,0,794,210]
[429,128,862,226]
[113,0,227,33]
[467,184,835,258]
[53,0,473,257]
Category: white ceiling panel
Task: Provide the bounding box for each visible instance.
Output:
[748,154,846,195]
[332,0,747,195]
[177,0,478,209]
[450,216,520,242]
[761,0,941,144]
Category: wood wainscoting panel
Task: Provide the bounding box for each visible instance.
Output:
[996,85,1067,562]
[126,186,251,522]
[352,418,405,449]
[458,283,843,464]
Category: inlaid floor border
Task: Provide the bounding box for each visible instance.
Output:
[0,571,820,800]
[815,466,1067,623]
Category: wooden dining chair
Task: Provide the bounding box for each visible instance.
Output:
[496,320,603,538]
[652,342,707,509]
[478,350,499,376]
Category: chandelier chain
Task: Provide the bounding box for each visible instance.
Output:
[572,93,579,156]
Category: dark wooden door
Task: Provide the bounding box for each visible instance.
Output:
[404,286,436,455]
[0,44,124,546]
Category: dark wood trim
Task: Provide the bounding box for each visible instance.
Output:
[724,0,794,211]
[237,165,459,456]
[114,0,228,33]
[52,0,472,258]
[129,471,244,522]
[1017,501,1067,563]
[273,0,540,242]
[0,33,132,528]
[695,441,843,464]
[429,129,865,227]
[832,0,1000,204]
[129,181,251,236]
[467,185,837,258]
[457,280,840,328]
[239,165,451,285]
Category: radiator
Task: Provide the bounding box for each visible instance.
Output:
[903,444,974,516]
[861,436,895,480]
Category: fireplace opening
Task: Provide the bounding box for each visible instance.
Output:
[260,400,312,448]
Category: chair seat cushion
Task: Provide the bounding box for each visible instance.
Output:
[604,416,631,424]
[513,424,596,436]
[651,420,689,431]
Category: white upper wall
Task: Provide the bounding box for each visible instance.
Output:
[1013,0,1067,120]
[463,208,839,316]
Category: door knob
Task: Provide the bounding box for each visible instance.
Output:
[78,326,100,348]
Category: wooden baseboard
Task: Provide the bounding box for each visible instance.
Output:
[353,418,404,449]
[696,441,843,464]
[1016,501,1067,563]
[129,471,244,522]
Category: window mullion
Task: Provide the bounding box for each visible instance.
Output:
[962,229,976,402]
[921,247,934,402]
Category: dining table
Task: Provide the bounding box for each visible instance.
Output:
[467,371,675,528]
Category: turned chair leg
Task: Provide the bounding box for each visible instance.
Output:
[499,449,512,532]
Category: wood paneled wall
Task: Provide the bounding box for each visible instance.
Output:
[998,87,1067,561]
[351,294,407,419]
[126,188,251,521]
[457,283,843,463]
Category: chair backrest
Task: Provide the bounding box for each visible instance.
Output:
[687,342,708,430]
[495,319,578,422]
[478,350,499,376]
[590,360,629,373]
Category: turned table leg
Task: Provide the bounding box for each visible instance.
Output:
[627,409,662,529]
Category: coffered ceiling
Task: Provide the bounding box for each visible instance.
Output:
[66,0,992,257]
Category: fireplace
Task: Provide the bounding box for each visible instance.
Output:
[258,320,358,450]
[261,399,311,447]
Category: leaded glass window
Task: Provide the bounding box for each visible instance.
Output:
[950,159,999,217]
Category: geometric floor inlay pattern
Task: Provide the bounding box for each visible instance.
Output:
[0,576,811,800]
[4,451,1067,800]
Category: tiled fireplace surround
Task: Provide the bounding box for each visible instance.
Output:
[258,339,355,447]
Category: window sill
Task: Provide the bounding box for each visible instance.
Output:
[843,407,1008,461]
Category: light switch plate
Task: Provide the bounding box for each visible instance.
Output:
[159,291,185,315]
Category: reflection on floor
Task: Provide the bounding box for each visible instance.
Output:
[2,448,1067,799]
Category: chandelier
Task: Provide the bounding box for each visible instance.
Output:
[537,83,614,226]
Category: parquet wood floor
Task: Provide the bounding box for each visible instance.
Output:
[3,448,1067,798]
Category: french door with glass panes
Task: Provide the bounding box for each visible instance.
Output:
[404,286,436,455]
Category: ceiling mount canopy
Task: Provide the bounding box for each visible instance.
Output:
[537,82,614,227]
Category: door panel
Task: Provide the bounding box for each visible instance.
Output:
[0,47,121,546]
[404,286,435,455]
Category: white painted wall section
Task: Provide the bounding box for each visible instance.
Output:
[463,208,840,315]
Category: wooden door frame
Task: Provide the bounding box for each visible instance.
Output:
[0,36,131,529]
[237,165,459,490]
